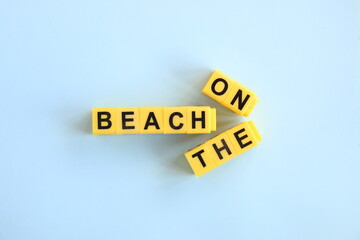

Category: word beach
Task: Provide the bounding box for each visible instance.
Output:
[92,106,216,135]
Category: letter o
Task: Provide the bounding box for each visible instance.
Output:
[211,78,228,96]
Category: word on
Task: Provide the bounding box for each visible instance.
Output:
[92,106,216,135]
[184,121,262,177]
[202,70,259,117]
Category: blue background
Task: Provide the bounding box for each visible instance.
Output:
[0,0,359,239]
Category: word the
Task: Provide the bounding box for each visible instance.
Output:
[184,121,262,177]
[92,106,216,135]
[202,70,259,117]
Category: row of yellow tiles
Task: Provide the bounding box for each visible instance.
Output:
[185,121,261,177]
[92,106,216,135]
[202,70,259,117]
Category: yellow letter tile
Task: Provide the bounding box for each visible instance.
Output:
[202,70,236,104]
[117,107,140,134]
[184,144,218,177]
[205,132,238,166]
[139,107,164,134]
[163,107,188,134]
[222,82,259,117]
[92,108,117,135]
[186,106,212,134]
[225,121,262,155]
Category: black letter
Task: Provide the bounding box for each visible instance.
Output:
[212,139,232,160]
[191,111,205,129]
[191,149,206,167]
[230,89,250,110]
[233,128,252,148]
[169,112,184,130]
[122,112,135,129]
[211,78,228,96]
[144,112,160,130]
[97,112,112,129]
